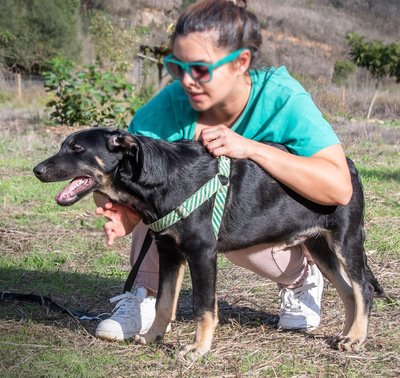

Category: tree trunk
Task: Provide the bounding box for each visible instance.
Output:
[367,81,379,120]
[341,85,346,113]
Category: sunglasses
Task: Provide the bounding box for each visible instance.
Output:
[163,48,249,83]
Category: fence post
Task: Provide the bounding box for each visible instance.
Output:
[17,73,22,100]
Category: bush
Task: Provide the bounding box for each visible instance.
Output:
[332,59,355,86]
[88,11,137,74]
[43,57,143,128]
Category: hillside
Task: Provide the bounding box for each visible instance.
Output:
[1,0,399,119]
[92,0,400,82]
[95,0,399,119]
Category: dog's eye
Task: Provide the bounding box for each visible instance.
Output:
[71,144,84,153]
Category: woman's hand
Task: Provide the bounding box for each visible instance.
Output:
[199,126,252,159]
[93,192,141,246]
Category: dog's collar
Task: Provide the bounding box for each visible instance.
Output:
[146,156,231,240]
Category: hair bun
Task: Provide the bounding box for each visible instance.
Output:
[227,0,247,8]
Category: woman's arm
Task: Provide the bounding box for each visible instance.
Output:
[199,126,353,206]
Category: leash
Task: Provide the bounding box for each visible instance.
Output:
[123,229,153,293]
[147,156,231,240]
[0,291,110,321]
[0,235,152,317]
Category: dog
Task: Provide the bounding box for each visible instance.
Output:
[33,127,384,358]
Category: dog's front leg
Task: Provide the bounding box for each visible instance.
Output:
[135,244,186,345]
[179,250,219,359]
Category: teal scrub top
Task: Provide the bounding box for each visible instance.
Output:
[128,66,340,157]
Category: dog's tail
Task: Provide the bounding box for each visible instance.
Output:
[366,264,386,297]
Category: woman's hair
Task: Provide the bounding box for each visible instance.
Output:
[170,0,262,67]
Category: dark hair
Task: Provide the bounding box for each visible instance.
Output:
[171,0,262,67]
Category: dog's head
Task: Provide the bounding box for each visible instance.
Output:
[33,128,141,206]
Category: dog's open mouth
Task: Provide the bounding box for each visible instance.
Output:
[55,176,95,206]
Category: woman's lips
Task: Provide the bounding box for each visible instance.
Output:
[188,92,204,101]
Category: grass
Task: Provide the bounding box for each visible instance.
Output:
[0,113,399,377]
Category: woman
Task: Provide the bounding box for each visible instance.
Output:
[94,0,353,341]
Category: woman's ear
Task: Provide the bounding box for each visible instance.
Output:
[237,49,251,74]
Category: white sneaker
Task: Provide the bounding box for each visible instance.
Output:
[96,288,156,341]
[277,264,323,331]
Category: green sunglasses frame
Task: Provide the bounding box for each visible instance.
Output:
[163,48,249,83]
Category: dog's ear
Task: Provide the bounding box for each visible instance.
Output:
[107,130,143,181]
[107,131,141,163]
[107,131,138,152]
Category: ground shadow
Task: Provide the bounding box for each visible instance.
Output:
[0,267,279,332]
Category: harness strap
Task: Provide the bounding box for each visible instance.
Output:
[211,156,230,238]
[147,156,231,240]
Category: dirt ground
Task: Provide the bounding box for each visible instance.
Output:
[0,113,399,377]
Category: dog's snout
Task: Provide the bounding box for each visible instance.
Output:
[33,163,46,178]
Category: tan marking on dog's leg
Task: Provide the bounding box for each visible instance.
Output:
[324,263,355,335]
[170,262,185,321]
[135,262,185,345]
[338,283,369,351]
[320,236,369,350]
[179,309,219,359]
[319,233,357,335]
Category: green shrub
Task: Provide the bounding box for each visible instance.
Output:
[332,59,355,86]
[43,56,143,128]
[88,11,137,74]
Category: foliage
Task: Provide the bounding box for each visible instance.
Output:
[180,0,198,11]
[346,32,400,83]
[346,32,400,118]
[332,59,355,86]
[88,11,137,74]
[43,57,143,128]
[0,0,81,74]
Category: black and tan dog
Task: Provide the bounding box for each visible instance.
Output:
[33,127,384,357]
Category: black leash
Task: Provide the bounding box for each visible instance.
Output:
[0,292,107,320]
[123,229,153,293]
[1,230,153,320]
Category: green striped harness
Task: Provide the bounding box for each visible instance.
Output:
[147,156,231,240]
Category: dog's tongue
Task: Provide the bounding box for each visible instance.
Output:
[55,176,93,205]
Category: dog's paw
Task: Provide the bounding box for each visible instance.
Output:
[333,335,364,351]
[133,334,148,345]
[178,343,210,361]
[133,332,164,345]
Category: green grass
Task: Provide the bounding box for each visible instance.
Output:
[0,119,399,377]
[346,145,400,260]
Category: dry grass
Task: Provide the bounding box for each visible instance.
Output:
[0,111,399,377]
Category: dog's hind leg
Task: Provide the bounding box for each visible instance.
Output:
[307,233,374,351]
[306,237,355,333]
[333,244,375,351]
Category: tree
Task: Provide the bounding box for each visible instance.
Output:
[88,11,137,74]
[332,59,355,113]
[346,32,400,119]
[0,0,81,74]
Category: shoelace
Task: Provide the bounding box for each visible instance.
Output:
[109,292,143,313]
[279,282,317,312]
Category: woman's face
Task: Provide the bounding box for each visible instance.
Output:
[172,33,247,113]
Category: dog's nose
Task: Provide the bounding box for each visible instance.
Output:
[33,163,46,178]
